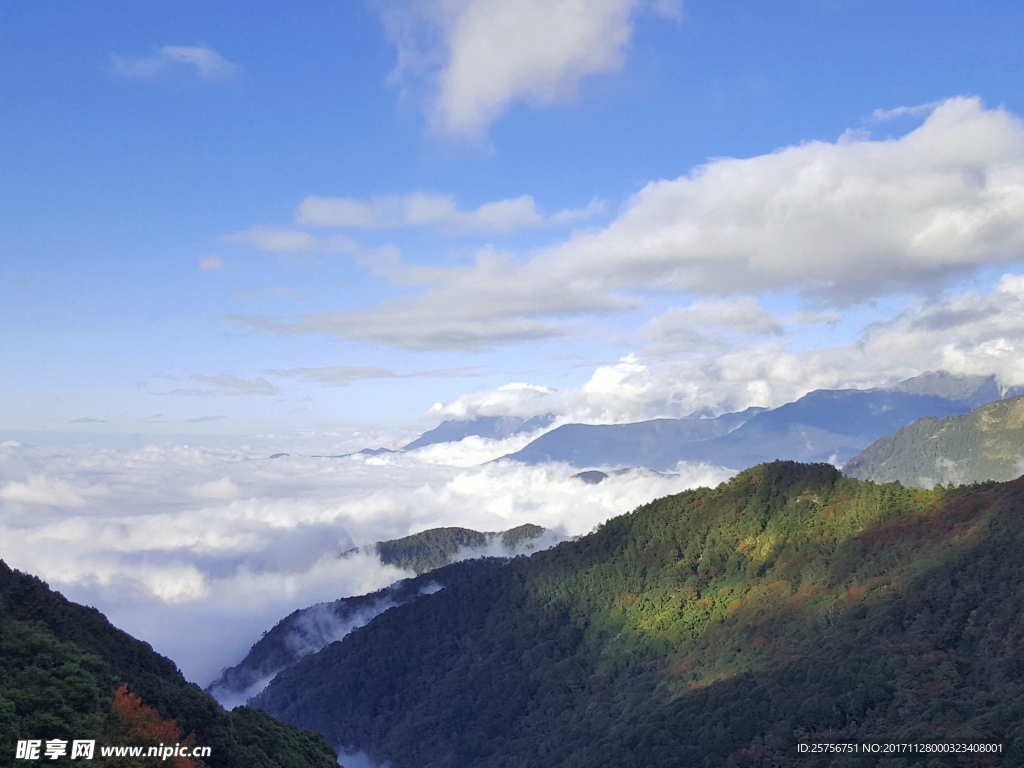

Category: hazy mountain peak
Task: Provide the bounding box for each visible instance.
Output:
[402,413,556,451]
[890,371,1001,402]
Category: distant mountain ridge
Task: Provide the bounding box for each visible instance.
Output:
[504,408,763,468]
[890,371,1022,402]
[317,373,1021,466]
[844,394,1024,487]
[306,414,556,459]
[402,414,556,451]
[501,373,1022,471]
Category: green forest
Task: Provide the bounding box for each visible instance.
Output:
[255,462,1024,767]
[0,561,339,768]
[374,524,546,574]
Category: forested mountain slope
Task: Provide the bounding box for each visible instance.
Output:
[0,562,338,768]
[206,558,507,708]
[844,395,1024,487]
[210,525,548,707]
[254,463,1024,767]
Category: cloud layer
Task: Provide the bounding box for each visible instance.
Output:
[0,436,729,684]
[297,193,603,233]
[429,274,1024,423]
[557,97,1024,300]
[236,98,1024,351]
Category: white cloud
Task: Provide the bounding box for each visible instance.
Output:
[199,254,223,271]
[535,97,1024,301]
[225,227,357,254]
[269,366,399,386]
[267,365,485,387]
[860,272,1024,385]
[297,192,603,233]
[236,98,1024,351]
[382,0,680,136]
[869,101,943,122]
[402,427,557,466]
[0,474,108,507]
[190,477,241,500]
[190,374,281,397]
[229,245,635,350]
[429,273,1024,423]
[426,382,558,420]
[638,297,785,355]
[0,438,730,684]
[783,310,842,326]
[111,45,240,80]
[450,526,565,563]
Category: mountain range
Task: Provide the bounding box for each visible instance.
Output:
[310,374,1021,474]
[499,373,1023,471]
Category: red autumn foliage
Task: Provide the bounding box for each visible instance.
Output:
[107,685,203,767]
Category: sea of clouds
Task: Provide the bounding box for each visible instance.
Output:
[0,429,732,685]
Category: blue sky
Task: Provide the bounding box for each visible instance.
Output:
[3,0,1024,438]
[3,0,1024,686]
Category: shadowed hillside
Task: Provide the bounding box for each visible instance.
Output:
[206,558,507,708]
[209,525,549,707]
